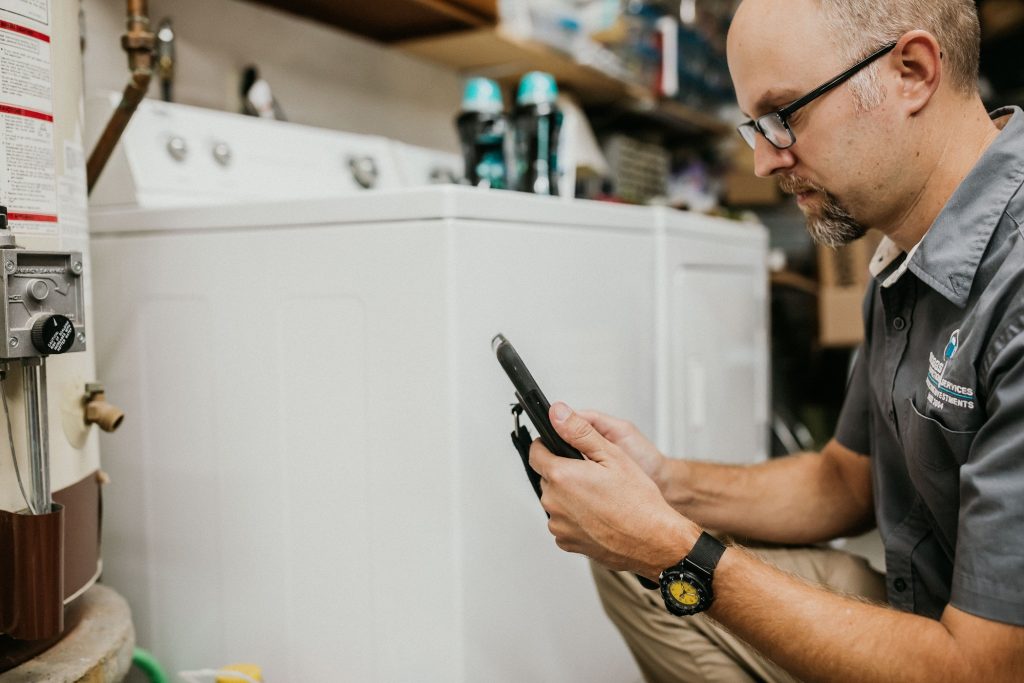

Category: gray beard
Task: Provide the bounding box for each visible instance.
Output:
[805,191,868,248]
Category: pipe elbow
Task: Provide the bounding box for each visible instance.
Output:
[84,392,125,433]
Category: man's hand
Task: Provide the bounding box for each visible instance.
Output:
[576,409,670,491]
[528,401,699,578]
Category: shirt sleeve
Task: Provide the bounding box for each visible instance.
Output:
[951,323,1024,625]
[833,345,872,455]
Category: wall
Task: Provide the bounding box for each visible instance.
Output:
[81,0,463,152]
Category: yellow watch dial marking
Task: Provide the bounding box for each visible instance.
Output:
[669,580,700,606]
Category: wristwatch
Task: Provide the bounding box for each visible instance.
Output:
[659,531,727,616]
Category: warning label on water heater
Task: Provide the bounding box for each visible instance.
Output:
[0,0,56,235]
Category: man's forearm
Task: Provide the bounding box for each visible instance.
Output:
[658,441,874,544]
[706,545,1000,683]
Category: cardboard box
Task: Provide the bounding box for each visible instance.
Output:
[817,230,882,347]
[818,287,868,347]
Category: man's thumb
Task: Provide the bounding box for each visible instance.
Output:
[550,402,610,461]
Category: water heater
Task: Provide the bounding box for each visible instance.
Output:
[0,0,109,665]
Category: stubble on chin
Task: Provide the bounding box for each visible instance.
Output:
[779,175,868,248]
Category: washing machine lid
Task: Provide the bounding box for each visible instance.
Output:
[89,185,657,235]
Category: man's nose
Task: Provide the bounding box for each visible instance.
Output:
[752,135,796,178]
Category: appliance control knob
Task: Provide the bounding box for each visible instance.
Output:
[347,155,379,189]
[212,141,232,167]
[30,315,76,355]
[429,166,458,184]
[166,136,188,162]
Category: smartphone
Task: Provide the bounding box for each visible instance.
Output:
[492,333,582,501]
[493,333,584,459]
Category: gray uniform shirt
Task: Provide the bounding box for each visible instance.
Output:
[835,106,1024,626]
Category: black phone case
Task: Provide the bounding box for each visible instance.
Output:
[494,334,583,466]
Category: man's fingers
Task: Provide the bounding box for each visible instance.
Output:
[528,438,557,478]
[550,402,612,462]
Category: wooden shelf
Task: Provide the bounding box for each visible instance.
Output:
[239,2,730,138]
[399,27,729,135]
[400,27,645,105]
[244,0,496,43]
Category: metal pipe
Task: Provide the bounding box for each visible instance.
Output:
[86,0,155,193]
[40,358,49,511]
[23,359,49,514]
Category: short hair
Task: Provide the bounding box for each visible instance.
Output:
[816,0,980,108]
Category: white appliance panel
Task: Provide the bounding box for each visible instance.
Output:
[453,220,654,682]
[671,266,761,460]
[658,214,769,464]
[87,97,406,208]
[94,221,459,680]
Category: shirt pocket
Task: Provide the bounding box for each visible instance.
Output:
[904,400,977,553]
[905,400,977,471]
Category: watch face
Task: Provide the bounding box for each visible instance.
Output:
[668,578,701,607]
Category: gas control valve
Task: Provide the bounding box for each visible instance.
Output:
[0,251,86,360]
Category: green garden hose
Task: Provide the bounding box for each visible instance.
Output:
[132,647,170,683]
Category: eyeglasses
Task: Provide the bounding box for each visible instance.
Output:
[737,41,898,151]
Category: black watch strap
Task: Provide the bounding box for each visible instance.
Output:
[685,531,726,575]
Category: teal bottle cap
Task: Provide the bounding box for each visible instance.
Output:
[461,77,504,114]
[516,71,558,106]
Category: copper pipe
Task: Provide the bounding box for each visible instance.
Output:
[86,0,155,194]
[84,390,125,433]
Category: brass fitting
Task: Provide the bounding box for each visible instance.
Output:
[84,383,125,433]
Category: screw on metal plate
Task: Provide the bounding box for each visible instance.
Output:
[71,261,83,275]
[8,337,18,348]
[77,332,86,344]
[4,260,15,273]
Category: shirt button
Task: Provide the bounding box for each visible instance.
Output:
[894,577,907,592]
[893,316,906,331]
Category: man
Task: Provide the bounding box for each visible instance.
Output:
[528,0,1024,681]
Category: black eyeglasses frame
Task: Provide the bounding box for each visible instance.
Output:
[738,41,899,151]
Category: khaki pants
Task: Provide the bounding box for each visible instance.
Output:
[591,545,887,683]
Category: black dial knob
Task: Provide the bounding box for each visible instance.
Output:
[31,315,76,355]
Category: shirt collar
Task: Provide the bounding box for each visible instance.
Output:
[869,106,1024,306]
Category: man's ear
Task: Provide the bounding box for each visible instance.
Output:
[892,30,943,116]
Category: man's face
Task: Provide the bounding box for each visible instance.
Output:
[727,0,894,245]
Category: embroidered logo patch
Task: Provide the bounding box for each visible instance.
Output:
[926,329,976,410]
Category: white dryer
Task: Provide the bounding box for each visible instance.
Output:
[88,102,767,681]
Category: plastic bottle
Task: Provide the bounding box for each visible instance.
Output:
[216,663,263,682]
[512,71,563,195]
[455,78,508,189]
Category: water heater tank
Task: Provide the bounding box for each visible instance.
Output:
[0,0,104,659]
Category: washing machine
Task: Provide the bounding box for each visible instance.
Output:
[87,101,767,681]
